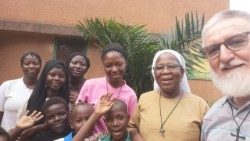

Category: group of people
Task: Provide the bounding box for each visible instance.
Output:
[0,9,250,141]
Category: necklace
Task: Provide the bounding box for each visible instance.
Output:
[229,102,250,141]
[105,77,124,99]
[159,92,183,137]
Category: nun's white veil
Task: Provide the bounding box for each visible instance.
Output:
[151,49,191,93]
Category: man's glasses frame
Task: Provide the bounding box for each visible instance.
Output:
[202,31,250,60]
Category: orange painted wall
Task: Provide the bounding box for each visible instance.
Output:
[0,0,228,32]
[189,80,222,105]
[84,43,104,79]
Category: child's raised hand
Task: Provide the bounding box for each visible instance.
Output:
[95,92,114,116]
[16,110,44,129]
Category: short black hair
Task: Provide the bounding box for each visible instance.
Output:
[66,52,90,69]
[101,43,128,60]
[0,127,10,141]
[72,102,94,112]
[42,97,69,115]
[20,51,41,66]
[105,99,128,118]
[70,102,94,116]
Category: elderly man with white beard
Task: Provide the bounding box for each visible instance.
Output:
[201,10,250,141]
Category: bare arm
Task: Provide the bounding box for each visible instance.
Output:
[73,112,102,141]
[19,123,48,141]
[73,93,114,141]
[9,110,43,140]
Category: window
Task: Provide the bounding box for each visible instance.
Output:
[55,37,86,62]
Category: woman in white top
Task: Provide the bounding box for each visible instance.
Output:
[0,52,41,131]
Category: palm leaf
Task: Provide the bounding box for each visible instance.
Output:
[152,12,205,78]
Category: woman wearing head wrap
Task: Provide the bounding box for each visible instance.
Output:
[129,49,209,141]
[151,50,191,93]
[26,59,69,113]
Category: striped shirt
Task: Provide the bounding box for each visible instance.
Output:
[201,96,250,141]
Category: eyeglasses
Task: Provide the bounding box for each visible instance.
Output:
[202,31,250,60]
[153,64,180,72]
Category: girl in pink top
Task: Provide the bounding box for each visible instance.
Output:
[76,43,137,133]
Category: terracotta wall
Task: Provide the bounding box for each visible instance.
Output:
[84,43,104,79]
[0,0,228,32]
[189,80,222,105]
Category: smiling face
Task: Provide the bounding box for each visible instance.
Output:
[21,55,41,80]
[203,17,250,97]
[204,18,250,76]
[45,103,69,134]
[102,51,127,85]
[68,55,88,78]
[104,101,129,141]
[153,53,184,96]
[46,68,66,91]
[69,103,94,132]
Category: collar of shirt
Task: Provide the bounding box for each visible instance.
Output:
[221,96,250,112]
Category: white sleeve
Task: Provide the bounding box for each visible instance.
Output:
[0,81,9,111]
[54,138,64,141]
[17,100,28,122]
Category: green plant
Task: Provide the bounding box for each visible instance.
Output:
[151,12,206,77]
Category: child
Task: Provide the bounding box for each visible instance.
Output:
[73,93,131,141]
[29,97,71,141]
[55,102,94,141]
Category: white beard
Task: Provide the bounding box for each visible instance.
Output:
[210,68,250,97]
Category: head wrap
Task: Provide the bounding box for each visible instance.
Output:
[151,49,191,93]
[27,60,69,113]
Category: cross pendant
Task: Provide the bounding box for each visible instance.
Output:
[159,126,165,137]
[230,127,246,141]
[236,127,240,141]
